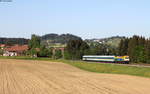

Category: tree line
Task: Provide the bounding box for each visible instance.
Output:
[65,35,150,64]
[0,38,29,45]
[64,39,118,60]
[28,34,62,59]
[118,35,150,63]
[28,34,150,64]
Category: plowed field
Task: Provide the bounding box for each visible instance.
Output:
[0,59,150,94]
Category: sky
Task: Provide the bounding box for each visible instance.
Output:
[0,0,150,39]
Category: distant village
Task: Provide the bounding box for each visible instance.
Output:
[0,44,65,57]
[0,34,78,57]
[0,44,28,56]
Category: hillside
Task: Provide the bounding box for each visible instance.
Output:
[41,33,82,47]
[0,34,82,47]
[0,35,125,48]
[0,38,29,45]
[85,36,125,48]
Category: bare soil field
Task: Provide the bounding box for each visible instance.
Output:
[0,59,150,94]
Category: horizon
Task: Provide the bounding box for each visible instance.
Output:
[0,0,150,39]
[0,33,147,40]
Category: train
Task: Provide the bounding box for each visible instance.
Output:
[82,55,130,64]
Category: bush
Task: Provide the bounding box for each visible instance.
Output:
[38,46,52,57]
[54,49,62,59]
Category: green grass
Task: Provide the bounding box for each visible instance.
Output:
[63,61,150,78]
[0,56,150,78]
[0,56,52,61]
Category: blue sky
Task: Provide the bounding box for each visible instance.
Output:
[0,0,150,39]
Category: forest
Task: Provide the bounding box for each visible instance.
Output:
[64,35,150,64]
[118,35,150,63]
[0,38,29,45]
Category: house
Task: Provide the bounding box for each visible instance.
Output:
[3,45,29,56]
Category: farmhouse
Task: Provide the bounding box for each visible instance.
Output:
[3,45,29,56]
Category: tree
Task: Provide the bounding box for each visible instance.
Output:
[127,36,147,63]
[145,39,150,63]
[0,49,3,55]
[84,42,108,55]
[0,38,29,45]
[134,46,146,63]
[64,39,89,60]
[29,34,41,49]
[118,38,129,56]
[38,46,52,57]
[28,48,38,57]
[54,49,62,59]
[128,36,139,62]
[107,47,118,55]
[28,34,41,56]
[118,39,124,55]
[138,36,145,46]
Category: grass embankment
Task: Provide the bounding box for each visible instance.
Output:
[0,56,150,78]
[63,60,150,78]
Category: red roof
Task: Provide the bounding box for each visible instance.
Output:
[5,45,29,52]
[0,44,7,47]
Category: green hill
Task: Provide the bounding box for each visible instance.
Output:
[85,36,125,48]
[41,33,82,47]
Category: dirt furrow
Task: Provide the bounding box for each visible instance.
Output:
[0,59,150,94]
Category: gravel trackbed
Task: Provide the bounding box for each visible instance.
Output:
[0,59,150,94]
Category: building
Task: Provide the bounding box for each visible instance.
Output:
[3,45,29,56]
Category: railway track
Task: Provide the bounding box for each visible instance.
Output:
[116,64,150,68]
[86,61,150,68]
